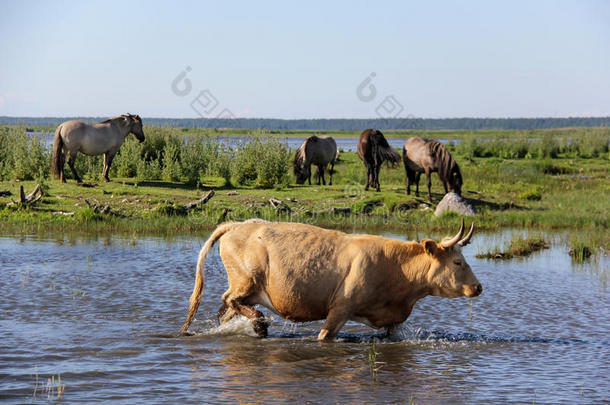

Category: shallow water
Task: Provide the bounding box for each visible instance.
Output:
[0,231,608,404]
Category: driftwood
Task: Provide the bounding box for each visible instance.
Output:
[184,190,215,212]
[85,198,111,215]
[52,211,75,216]
[269,198,291,213]
[8,184,44,207]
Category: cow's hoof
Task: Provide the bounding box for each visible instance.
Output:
[252,318,268,338]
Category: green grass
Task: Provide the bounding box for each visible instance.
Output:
[0,127,608,251]
[476,235,549,259]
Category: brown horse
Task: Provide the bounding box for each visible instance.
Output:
[52,114,145,183]
[402,137,463,201]
[357,129,401,191]
[293,136,337,185]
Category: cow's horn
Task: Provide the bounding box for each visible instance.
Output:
[458,222,475,247]
[441,218,465,248]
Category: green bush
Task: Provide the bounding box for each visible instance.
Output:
[230,137,290,188]
[112,137,141,178]
[0,127,50,180]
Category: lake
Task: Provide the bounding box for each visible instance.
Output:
[29,131,451,152]
[0,230,608,404]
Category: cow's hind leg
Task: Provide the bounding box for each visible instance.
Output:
[318,307,350,341]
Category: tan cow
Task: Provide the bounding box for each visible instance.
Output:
[180,219,481,341]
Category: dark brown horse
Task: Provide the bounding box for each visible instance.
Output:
[357,129,401,191]
[402,137,463,201]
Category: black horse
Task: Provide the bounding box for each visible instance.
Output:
[357,129,401,191]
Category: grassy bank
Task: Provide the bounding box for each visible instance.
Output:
[0,126,608,251]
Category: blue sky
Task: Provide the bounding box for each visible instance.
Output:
[1,0,609,118]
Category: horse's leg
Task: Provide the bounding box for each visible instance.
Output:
[364,163,370,191]
[373,163,381,191]
[102,152,116,182]
[318,165,325,185]
[307,165,312,185]
[405,168,414,195]
[414,172,421,197]
[329,162,334,185]
[425,169,432,202]
[67,151,82,183]
[59,150,66,183]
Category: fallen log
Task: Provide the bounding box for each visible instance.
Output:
[184,190,215,212]
[269,198,291,213]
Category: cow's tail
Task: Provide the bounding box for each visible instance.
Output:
[179,219,266,333]
[51,125,64,179]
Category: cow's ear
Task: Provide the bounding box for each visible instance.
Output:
[422,239,437,255]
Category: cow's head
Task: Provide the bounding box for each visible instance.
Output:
[422,220,482,298]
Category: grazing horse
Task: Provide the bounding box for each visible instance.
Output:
[357,129,401,191]
[402,137,463,201]
[52,114,145,183]
[293,136,337,185]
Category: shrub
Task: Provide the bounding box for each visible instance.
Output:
[161,136,183,182]
[0,127,50,181]
[518,187,542,201]
[112,137,141,178]
[231,137,290,188]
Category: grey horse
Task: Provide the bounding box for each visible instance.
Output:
[52,114,145,183]
[293,136,337,185]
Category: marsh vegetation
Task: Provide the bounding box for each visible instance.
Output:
[0,126,608,254]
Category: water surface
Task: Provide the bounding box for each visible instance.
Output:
[0,231,608,404]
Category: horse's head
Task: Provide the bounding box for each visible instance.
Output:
[293,149,309,184]
[294,164,309,184]
[124,114,145,143]
[449,167,463,195]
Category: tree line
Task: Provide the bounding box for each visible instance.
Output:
[1,116,609,130]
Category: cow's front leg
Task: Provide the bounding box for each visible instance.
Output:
[318,308,350,341]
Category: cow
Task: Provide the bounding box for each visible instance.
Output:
[180,219,482,341]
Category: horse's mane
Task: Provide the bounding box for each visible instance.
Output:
[428,140,461,184]
[101,114,142,125]
[101,115,125,124]
[293,137,311,177]
[369,130,401,166]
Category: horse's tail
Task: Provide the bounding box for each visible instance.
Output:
[180,220,263,333]
[51,125,64,179]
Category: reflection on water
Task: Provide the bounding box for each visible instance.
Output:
[0,231,608,404]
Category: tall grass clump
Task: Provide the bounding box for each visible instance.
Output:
[573,129,609,158]
[535,133,560,158]
[0,126,50,180]
[569,238,595,263]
